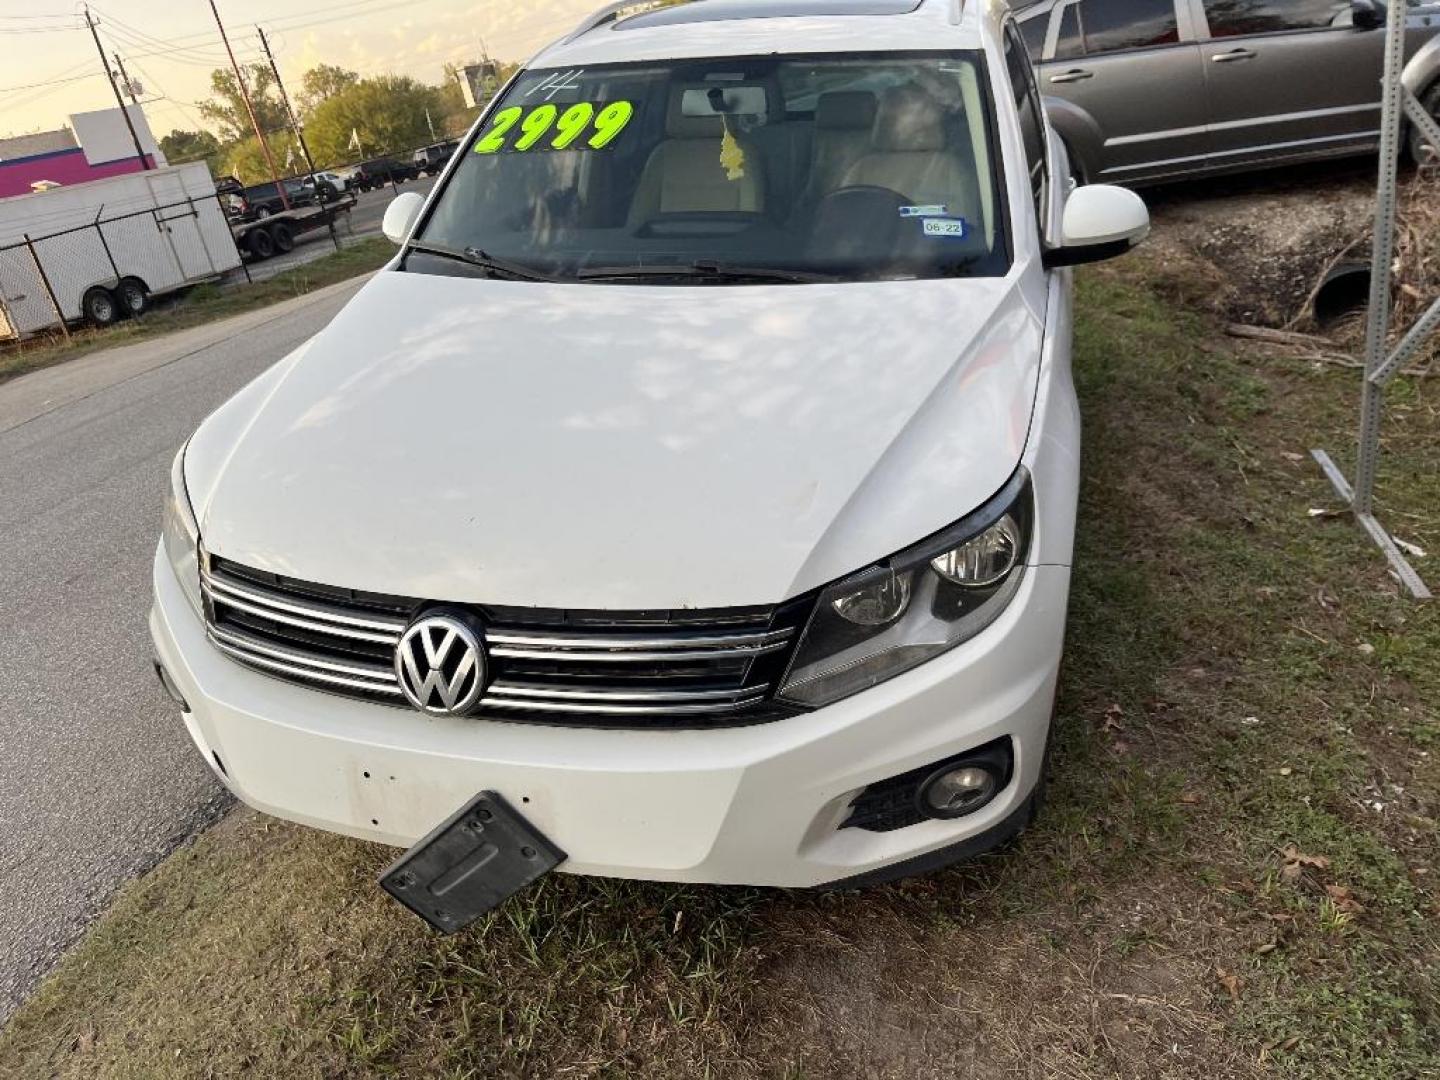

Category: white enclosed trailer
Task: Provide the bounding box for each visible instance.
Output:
[0,163,240,340]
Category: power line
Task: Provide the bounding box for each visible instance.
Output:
[83,5,151,169]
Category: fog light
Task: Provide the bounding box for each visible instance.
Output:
[919,763,999,819]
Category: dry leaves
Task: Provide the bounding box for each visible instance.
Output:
[1100,703,1124,733]
[1280,845,1331,883]
[1325,884,1365,914]
[1214,966,1242,1002]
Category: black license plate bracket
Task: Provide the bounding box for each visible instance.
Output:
[378,791,565,933]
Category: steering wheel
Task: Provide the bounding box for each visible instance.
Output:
[808,185,913,260]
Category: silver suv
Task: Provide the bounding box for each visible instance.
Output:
[1016,0,1440,183]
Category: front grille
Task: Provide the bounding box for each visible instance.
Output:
[202,555,812,728]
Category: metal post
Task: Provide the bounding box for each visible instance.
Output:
[209,0,289,211]
[255,26,341,253]
[84,6,150,172]
[24,235,69,342]
[1353,0,1408,515]
[1311,0,1433,600]
[215,192,252,284]
[91,206,133,319]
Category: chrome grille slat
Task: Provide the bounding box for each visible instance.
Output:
[485,629,792,650]
[487,642,789,662]
[202,582,402,646]
[210,625,399,684]
[487,682,769,703]
[203,555,809,727]
[203,569,406,635]
[211,637,405,696]
[479,694,768,716]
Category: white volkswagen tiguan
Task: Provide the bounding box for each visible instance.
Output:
[151,0,1149,930]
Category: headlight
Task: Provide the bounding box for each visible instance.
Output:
[777,468,1033,708]
[162,443,203,617]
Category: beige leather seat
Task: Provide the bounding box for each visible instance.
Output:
[806,91,878,201]
[842,87,979,220]
[627,88,766,226]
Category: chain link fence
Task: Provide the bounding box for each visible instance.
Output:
[0,192,244,343]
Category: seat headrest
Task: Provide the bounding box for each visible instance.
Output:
[815,91,878,132]
[874,87,947,153]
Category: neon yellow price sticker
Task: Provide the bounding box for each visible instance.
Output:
[473,101,635,154]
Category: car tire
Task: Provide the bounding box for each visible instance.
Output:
[82,286,120,327]
[1409,84,1440,167]
[246,227,275,260]
[270,221,296,254]
[117,277,148,318]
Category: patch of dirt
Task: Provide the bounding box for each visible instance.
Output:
[1142,163,1377,328]
[747,881,1263,1080]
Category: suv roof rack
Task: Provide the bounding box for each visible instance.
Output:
[559,0,687,45]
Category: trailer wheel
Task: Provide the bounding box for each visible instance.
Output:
[82,286,120,328]
[117,278,148,317]
[246,227,275,260]
[270,221,296,253]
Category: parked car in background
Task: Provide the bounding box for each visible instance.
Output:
[1015,0,1440,184]
[351,157,420,191]
[412,140,461,176]
[300,171,352,201]
[216,176,318,221]
[152,0,1152,930]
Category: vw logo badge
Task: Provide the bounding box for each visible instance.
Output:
[395,611,486,716]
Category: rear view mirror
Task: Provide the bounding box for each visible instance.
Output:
[382,191,425,245]
[1043,184,1150,269]
[680,86,768,121]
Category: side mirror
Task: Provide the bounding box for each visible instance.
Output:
[382,191,425,245]
[1351,0,1384,30]
[1042,184,1150,269]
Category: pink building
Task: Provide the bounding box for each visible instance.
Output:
[0,105,166,200]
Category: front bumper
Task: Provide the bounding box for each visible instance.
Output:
[150,542,1069,888]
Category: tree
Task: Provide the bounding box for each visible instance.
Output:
[198,64,288,144]
[223,133,292,184]
[159,129,223,174]
[299,64,359,115]
[303,76,445,165]
[439,59,519,138]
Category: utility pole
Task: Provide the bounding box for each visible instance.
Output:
[256,27,317,185]
[208,0,288,209]
[112,52,140,106]
[83,6,149,171]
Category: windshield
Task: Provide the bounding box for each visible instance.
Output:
[414,52,1009,284]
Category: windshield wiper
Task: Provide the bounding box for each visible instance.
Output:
[404,241,558,283]
[576,261,839,284]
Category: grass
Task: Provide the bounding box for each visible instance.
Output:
[0,248,1436,1078]
[0,237,395,387]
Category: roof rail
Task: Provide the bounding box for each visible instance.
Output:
[557,0,683,45]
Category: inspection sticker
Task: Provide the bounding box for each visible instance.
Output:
[923,217,968,238]
[899,205,948,218]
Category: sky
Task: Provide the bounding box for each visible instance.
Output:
[0,0,600,140]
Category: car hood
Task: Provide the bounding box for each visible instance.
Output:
[188,269,1041,609]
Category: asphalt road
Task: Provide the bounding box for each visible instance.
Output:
[0,278,367,1025]
[237,175,439,283]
